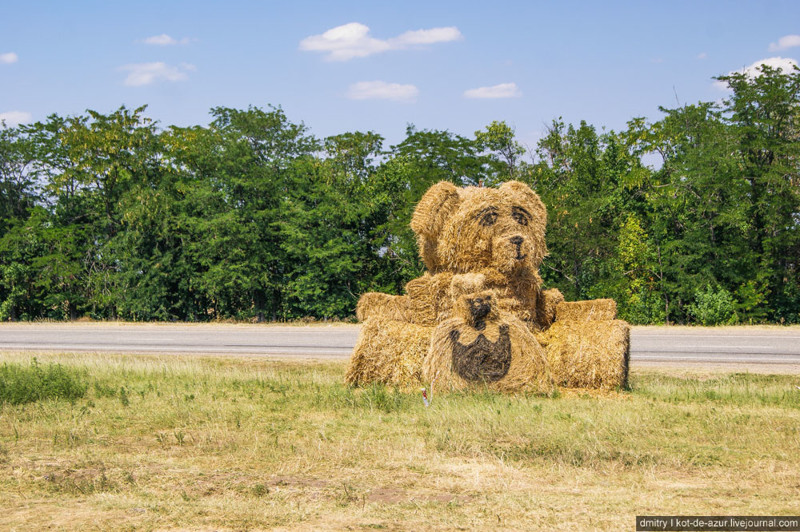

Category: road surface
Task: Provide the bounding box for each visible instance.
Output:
[0,323,357,357]
[1,323,800,370]
[631,327,800,369]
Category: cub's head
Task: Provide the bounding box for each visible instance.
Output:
[410,181,548,275]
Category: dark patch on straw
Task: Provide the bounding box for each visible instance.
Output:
[450,325,511,382]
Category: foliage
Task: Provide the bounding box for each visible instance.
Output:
[687,284,738,326]
[0,66,798,323]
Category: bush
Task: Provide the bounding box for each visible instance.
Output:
[0,359,88,405]
[687,285,737,326]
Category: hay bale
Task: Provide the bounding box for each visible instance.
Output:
[494,269,540,324]
[556,299,617,322]
[345,318,431,388]
[356,292,411,322]
[422,291,553,394]
[536,319,630,390]
[357,273,456,326]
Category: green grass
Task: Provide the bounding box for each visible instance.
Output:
[1,352,799,531]
[0,359,88,405]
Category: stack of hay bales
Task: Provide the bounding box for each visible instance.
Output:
[346,180,630,393]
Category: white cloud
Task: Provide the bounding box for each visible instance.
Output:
[739,56,798,75]
[1,52,19,64]
[768,35,800,52]
[120,62,195,86]
[299,22,462,61]
[142,34,191,46]
[346,81,419,102]
[391,27,462,46]
[0,111,32,127]
[300,23,390,61]
[464,82,522,99]
[714,56,799,89]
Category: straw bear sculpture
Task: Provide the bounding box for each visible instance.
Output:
[346,180,630,392]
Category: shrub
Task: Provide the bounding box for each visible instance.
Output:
[0,359,88,405]
[687,284,737,326]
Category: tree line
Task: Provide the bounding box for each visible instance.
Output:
[1,66,798,324]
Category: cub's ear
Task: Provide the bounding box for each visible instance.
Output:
[499,180,547,230]
[411,181,461,272]
[410,181,461,239]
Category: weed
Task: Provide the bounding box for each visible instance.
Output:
[251,483,269,497]
[119,386,130,407]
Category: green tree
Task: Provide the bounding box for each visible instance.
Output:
[277,132,404,318]
[474,120,526,182]
[716,65,800,322]
[168,106,320,320]
[392,125,485,186]
[531,120,642,302]
[633,103,748,323]
[610,214,665,323]
[0,126,38,236]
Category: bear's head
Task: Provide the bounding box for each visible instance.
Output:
[410,181,548,276]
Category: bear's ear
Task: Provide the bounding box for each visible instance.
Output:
[411,181,461,272]
[499,180,547,230]
[411,181,461,238]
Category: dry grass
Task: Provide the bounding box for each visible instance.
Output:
[1,351,799,531]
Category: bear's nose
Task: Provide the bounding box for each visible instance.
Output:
[510,236,523,246]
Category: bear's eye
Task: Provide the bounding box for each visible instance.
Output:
[478,208,498,227]
[511,206,531,226]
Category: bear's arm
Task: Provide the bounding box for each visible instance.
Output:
[535,288,565,329]
[404,272,454,325]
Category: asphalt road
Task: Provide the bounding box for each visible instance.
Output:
[0,323,357,358]
[1,323,800,370]
[631,327,800,367]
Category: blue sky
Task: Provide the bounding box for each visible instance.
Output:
[2,0,799,148]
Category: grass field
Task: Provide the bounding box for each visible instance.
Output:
[1,352,799,531]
